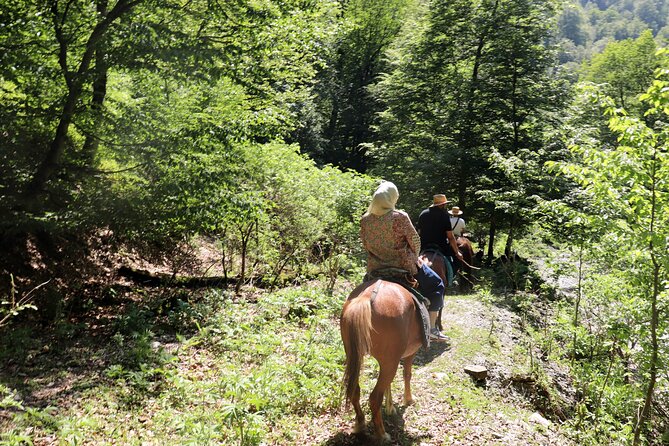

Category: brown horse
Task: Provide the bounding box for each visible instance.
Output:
[456,236,475,290]
[420,239,476,290]
[340,279,423,442]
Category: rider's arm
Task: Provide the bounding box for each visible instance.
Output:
[402,214,421,256]
[408,223,425,267]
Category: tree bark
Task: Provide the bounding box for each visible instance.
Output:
[504,215,516,257]
[235,220,256,295]
[572,235,584,364]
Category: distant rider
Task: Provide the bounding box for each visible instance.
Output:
[416,194,463,283]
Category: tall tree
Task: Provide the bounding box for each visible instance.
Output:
[547,50,669,444]
[26,0,142,196]
[370,0,565,255]
[0,0,337,213]
[584,29,658,111]
[294,0,414,171]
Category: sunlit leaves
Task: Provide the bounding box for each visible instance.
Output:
[546,49,669,444]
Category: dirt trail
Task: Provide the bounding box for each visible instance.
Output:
[286,293,575,446]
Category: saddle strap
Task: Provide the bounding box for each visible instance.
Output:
[369,280,383,304]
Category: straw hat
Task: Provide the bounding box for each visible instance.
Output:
[429,194,450,207]
[448,206,463,216]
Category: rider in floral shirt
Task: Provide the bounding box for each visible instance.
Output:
[360,182,449,341]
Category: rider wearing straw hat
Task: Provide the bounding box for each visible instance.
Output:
[448,206,466,237]
[417,194,462,265]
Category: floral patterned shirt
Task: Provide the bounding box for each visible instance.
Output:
[360,210,421,275]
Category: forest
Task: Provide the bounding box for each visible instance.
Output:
[0,0,668,444]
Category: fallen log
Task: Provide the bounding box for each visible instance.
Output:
[118,266,235,288]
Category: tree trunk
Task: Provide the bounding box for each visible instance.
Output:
[235,219,258,294]
[504,215,516,257]
[235,223,253,295]
[27,90,79,195]
[219,227,229,281]
[26,0,142,196]
[633,263,660,445]
[633,143,661,445]
[486,215,496,263]
[572,235,584,364]
[81,0,109,164]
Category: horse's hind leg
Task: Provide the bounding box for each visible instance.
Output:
[370,360,399,442]
[383,386,396,415]
[351,382,365,433]
[402,353,416,406]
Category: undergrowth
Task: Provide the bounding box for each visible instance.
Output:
[0,284,346,445]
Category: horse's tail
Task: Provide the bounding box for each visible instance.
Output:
[341,294,373,408]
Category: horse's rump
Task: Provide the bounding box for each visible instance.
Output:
[340,280,421,403]
[419,250,447,280]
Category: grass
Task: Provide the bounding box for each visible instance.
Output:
[0,280,576,446]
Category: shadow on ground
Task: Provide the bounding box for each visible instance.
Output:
[325,404,431,445]
[0,289,186,409]
[412,339,451,366]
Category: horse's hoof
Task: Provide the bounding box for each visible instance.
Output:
[385,405,397,416]
[353,421,365,434]
[379,433,392,443]
[404,397,414,406]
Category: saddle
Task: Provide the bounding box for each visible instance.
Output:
[365,267,418,290]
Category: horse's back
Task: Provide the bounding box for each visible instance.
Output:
[345,279,415,317]
[420,251,447,285]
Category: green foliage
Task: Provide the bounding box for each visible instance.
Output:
[0,284,346,444]
[556,0,669,70]
[540,48,669,444]
[0,0,377,296]
[583,30,659,112]
[0,384,23,412]
[238,142,375,282]
[0,275,39,329]
[0,0,346,241]
[295,0,415,170]
[369,0,567,247]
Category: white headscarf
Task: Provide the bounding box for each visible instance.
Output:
[367,181,399,216]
